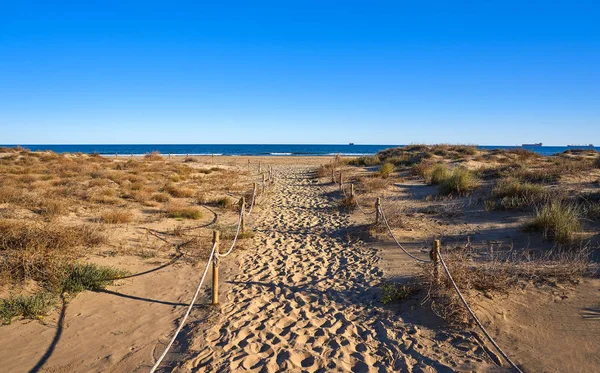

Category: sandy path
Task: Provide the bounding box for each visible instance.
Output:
[180,166,490,372]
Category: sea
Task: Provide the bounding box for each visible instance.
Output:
[1,144,599,157]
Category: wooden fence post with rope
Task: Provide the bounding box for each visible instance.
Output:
[350,183,354,198]
[375,197,382,224]
[339,172,343,191]
[212,230,220,305]
[240,196,246,233]
[431,239,441,283]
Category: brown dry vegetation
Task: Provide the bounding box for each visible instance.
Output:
[336,145,599,325]
[0,147,253,323]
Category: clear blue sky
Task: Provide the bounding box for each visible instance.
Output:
[1,1,599,145]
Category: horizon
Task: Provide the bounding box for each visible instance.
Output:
[1,2,599,144]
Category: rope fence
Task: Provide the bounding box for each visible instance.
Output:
[331,165,522,372]
[148,163,269,372]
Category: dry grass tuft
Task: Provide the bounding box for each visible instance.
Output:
[422,247,590,325]
[438,167,478,195]
[0,220,106,287]
[99,210,134,224]
[526,200,582,244]
[166,204,203,219]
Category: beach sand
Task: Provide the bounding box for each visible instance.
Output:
[1,156,598,372]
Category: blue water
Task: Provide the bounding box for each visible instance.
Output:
[1,144,599,156]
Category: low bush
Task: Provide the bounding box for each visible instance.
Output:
[439,167,478,195]
[379,162,395,178]
[61,263,128,294]
[99,210,134,224]
[167,204,203,219]
[489,178,548,210]
[346,156,381,167]
[429,164,450,185]
[0,292,56,324]
[526,200,582,244]
[381,282,417,304]
[163,183,195,198]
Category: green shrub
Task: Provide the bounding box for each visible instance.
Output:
[429,164,451,185]
[490,178,548,210]
[381,283,417,305]
[0,292,56,324]
[379,162,395,178]
[61,263,128,294]
[439,167,478,195]
[346,156,380,167]
[167,205,203,219]
[526,200,582,244]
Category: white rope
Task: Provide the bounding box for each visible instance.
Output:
[437,250,523,372]
[378,203,431,263]
[246,185,257,216]
[149,243,217,373]
[215,205,244,258]
[354,197,377,215]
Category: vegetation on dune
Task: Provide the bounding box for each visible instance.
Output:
[438,167,478,195]
[0,292,56,325]
[526,200,582,244]
[167,204,203,219]
[0,147,249,325]
[429,164,451,185]
[380,282,417,305]
[378,162,395,178]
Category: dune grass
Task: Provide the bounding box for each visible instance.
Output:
[438,167,478,195]
[526,200,582,244]
[378,162,395,178]
[167,204,203,219]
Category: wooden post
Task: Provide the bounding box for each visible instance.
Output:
[212,230,220,305]
[431,239,441,283]
[248,159,250,169]
[350,184,354,198]
[375,197,382,224]
[331,168,335,183]
[339,172,343,191]
[240,196,246,233]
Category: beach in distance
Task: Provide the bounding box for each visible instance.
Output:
[3,144,600,156]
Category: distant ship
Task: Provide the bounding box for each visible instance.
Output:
[349,142,355,145]
[567,144,594,148]
[522,143,542,147]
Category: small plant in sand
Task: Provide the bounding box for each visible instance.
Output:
[144,151,163,161]
[488,178,548,210]
[0,292,56,325]
[346,155,381,167]
[526,200,582,244]
[166,204,203,219]
[163,183,195,198]
[380,282,417,305]
[61,263,129,294]
[99,209,134,224]
[438,167,478,195]
[429,164,450,185]
[378,162,395,178]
